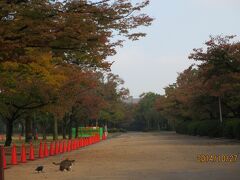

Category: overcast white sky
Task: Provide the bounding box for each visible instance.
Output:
[109,0,240,97]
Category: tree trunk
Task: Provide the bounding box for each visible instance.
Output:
[75,121,79,138]
[5,119,13,146]
[68,118,73,139]
[218,96,223,123]
[42,121,47,140]
[25,118,32,143]
[95,119,98,127]
[53,118,58,140]
[62,118,67,139]
[146,119,150,130]
[157,120,160,130]
[32,116,38,140]
[0,146,4,179]
[113,121,116,128]
[20,121,24,136]
[42,128,46,140]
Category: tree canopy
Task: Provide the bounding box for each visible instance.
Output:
[155,35,240,136]
[0,0,153,146]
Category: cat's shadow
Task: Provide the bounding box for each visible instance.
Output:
[32,171,46,174]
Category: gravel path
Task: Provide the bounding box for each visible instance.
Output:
[5,132,240,180]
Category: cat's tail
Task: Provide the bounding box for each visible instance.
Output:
[52,162,60,165]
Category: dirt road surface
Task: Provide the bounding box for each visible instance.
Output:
[5,132,240,180]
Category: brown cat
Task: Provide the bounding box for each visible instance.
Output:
[53,159,75,171]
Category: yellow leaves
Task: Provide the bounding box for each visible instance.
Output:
[25,48,52,64]
[0,48,68,96]
[20,49,65,89]
[29,62,48,75]
[44,70,66,89]
[1,61,19,71]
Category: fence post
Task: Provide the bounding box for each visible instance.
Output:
[0,146,4,180]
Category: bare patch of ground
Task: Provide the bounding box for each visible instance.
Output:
[5,132,240,180]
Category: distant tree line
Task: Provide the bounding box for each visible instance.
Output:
[129,93,169,131]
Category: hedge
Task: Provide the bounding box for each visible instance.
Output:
[108,128,127,133]
[176,119,240,139]
[223,119,240,139]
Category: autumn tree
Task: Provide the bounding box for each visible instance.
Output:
[156,67,219,129]
[155,35,240,136]
[0,50,65,145]
[189,35,240,122]
[98,73,129,127]
[0,0,153,67]
[68,73,129,136]
[42,64,99,140]
[0,0,153,145]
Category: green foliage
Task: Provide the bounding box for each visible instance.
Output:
[176,119,240,139]
[196,121,222,137]
[132,92,169,131]
[108,128,127,133]
[175,121,188,134]
[176,120,220,137]
[187,121,201,136]
[223,119,240,139]
[0,119,5,133]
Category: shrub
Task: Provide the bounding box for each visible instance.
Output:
[176,120,222,137]
[223,119,240,139]
[176,119,240,139]
[196,120,222,137]
[108,128,118,133]
[235,123,240,140]
[187,121,201,136]
[108,128,127,133]
[119,128,127,133]
[175,121,189,134]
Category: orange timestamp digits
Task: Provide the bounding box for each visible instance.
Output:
[197,154,238,163]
